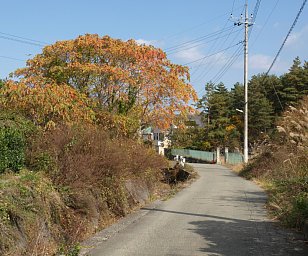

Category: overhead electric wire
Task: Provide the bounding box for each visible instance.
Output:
[193,26,243,83]
[212,46,243,84]
[0,32,47,64]
[183,42,242,66]
[206,0,261,85]
[190,9,238,79]
[189,2,244,95]
[263,0,307,110]
[0,55,26,61]
[190,26,231,77]
[265,0,307,76]
[251,0,280,48]
[165,26,234,52]
[248,0,261,37]
[167,28,242,56]
[0,31,48,45]
[0,35,45,47]
[195,4,245,86]
[252,0,261,23]
[231,0,236,14]
[158,4,244,42]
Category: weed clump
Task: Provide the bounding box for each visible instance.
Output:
[240,96,308,231]
[0,124,168,255]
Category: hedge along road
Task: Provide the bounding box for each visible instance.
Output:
[80,164,308,256]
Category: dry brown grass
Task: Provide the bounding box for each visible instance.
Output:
[240,97,308,231]
[1,124,169,255]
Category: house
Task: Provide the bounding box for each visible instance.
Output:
[141,126,171,155]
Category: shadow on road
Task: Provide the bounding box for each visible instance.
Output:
[141,207,308,256]
[188,218,308,256]
[141,207,241,222]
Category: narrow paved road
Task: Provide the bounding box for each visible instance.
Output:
[81,164,307,256]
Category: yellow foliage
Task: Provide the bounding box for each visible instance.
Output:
[226,124,236,132]
[14,34,197,129]
[0,80,95,127]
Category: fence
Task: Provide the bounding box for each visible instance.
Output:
[170,148,243,164]
[171,149,215,162]
[227,152,244,165]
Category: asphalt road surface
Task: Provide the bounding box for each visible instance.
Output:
[81,164,308,256]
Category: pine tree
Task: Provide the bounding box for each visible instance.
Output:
[280,57,308,108]
[248,76,275,142]
[196,82,215,125]
[205,83,239,148]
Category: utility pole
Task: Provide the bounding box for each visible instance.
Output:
[231,0,253,163]
[243,1,249,164]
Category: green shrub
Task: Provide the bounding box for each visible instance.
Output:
[0,111,36,173]
[0,127,25,173]
[270,177,308,230]
[29,152,56,172]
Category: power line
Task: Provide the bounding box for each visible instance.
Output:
[265,0,307,76]
[0,31,48,45]
[165,26,234,52]
[191,2,244,95]
[197,4,245,85]
[212,45,243,84]
[158,4,244,43]
[250,0,280,48]
[0,35,45,47]
[264,0,307,110]
[231,0,236,14]
[183,42,242,66]
[191,12,238,79]
[252,0,261,23]
[167,28,242,55]
[206,0,260,85]
[193,27,243,84]
[0,55,26,61]
[248,0,261,37]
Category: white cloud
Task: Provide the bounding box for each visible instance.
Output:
[206,52,230,66]
[285,33,300,46]
[234,54,288,73]
[285,25,308,47]
[250,54,289,72]
[135,39,157,46]
[173,46,204,63]
[249,54,272,69]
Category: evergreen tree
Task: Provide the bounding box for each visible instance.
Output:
[248,76,275,142]
[200,82,240,149]
[280,57,308,108]
[0,79,4,89]
[281,57,302,107]
[196,82,215,125]
[230,82,244,116]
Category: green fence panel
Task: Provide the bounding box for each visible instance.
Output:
[227,152,244,164]
[171,149,215,162]
[171,148,243,164]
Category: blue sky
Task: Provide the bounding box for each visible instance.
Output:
[1,0,307,96]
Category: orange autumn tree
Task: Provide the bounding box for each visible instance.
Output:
[15,34,197,129]
[0,80,95,127]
